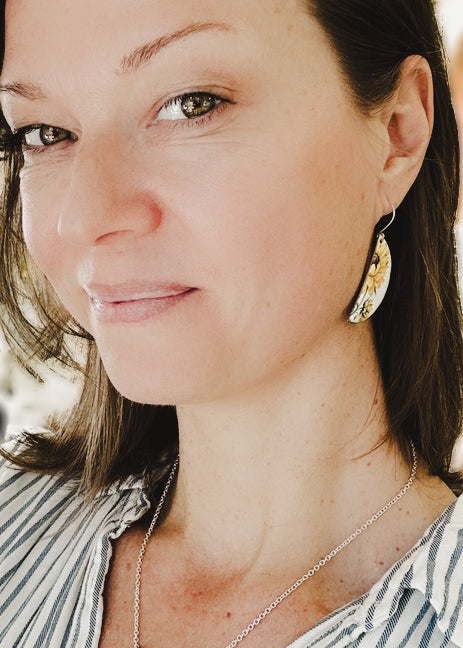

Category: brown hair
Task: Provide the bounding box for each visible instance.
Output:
[0,0,462,498]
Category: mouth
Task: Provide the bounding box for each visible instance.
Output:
[86,283,197,323]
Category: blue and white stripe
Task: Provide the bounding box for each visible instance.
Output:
[1,432,463,647]
[0,436,150,648]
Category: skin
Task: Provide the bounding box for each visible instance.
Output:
[1,0,456,646]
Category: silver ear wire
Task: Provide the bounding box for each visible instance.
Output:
[379,205,396,234]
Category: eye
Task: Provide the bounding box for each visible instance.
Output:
[156,92,226,122]
[18,124,73,149]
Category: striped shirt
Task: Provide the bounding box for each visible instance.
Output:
[1,435,463,647]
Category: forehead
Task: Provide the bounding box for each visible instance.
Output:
[3,0,313,75]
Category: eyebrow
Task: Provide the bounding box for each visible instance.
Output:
[0,21,233,100]
[119,21,233,74]
[0,81,46,100]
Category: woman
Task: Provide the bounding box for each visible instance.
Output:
[0,0,462,646]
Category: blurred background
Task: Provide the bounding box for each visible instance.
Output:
[0,348,80,436]
[1,1,463,468]
[438,0,463,467]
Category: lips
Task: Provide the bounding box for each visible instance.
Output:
[85,282,197,323]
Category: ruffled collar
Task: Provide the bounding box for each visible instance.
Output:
[286,495,463,647]
[352,496,463,643]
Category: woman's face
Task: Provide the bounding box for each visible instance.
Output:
[1,0,387,404]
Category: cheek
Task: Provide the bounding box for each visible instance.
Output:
[21,172,60,273]
[175,121,370,319]
[20,169,81,315]
[150,134,371,392]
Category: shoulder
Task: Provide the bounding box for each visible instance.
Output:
[0,425,72,499]
[0,425,74,497]
[0,426,151,646]
[0,425,151,563]
[0,426,150,534]
[0,427,86,563]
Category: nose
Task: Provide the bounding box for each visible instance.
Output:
[57,138,162,249]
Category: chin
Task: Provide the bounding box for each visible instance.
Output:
[100,356,218,407]
[104,371,179,406]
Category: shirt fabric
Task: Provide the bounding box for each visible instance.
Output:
[1,432,463,648]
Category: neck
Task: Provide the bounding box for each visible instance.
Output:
[165,323,410,576]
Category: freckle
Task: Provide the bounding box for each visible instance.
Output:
[288,23,293,31]
[266,301,271,307]
[367,462,371,467]
[378,561,385,566]
[396,547,400,552]
[321,402,325,408]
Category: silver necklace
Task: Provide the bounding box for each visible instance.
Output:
[133,442,417,648]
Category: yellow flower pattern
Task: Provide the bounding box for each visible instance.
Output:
[364,237,390,297]
[357,298,374,321]
[348,233,391,324]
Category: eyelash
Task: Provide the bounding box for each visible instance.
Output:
[12,91,233,155]
[155,91,233,127]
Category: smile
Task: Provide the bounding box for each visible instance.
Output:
[86,284,197,324]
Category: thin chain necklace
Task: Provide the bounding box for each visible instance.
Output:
[133,442,417,648]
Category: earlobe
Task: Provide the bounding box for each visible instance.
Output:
[379,55,434,211]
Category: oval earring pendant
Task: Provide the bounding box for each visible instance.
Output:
[348,232,392,323]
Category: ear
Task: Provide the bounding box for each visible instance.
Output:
[378,55,434,213]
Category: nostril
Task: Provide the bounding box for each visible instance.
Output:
[94,230,138,245]
[94,228,153,248]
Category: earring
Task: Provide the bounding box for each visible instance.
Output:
[348,208,395,324]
